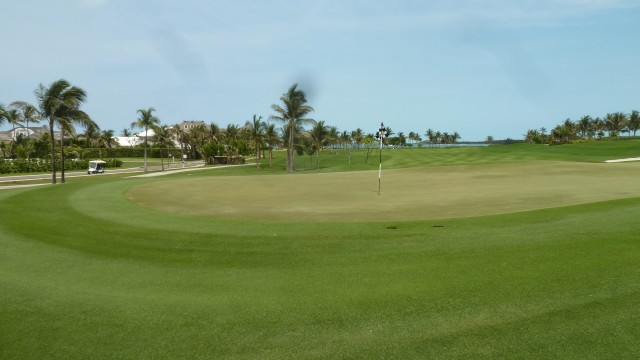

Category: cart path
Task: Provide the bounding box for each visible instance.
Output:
[128,163,253,177]
[0,161,251,189]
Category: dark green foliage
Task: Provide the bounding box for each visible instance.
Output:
[81,147,177,158]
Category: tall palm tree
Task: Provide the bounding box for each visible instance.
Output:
[263,123,279,168]
[592,117,606,139]
[208,123,223,144]
[225,123,240,142]
[0,104,7,126]
[352,128,364,149]
[397,132,407,147]
[577,115,593,139]
[4,108,23,129]
[83,122,100,148]
[628,110,640,137]
[244,115,265,168]
[327,126,339,150]
[341,131,353,164]
[425,129,435,147]
[605,112,627,137]
[99,129,116,148]
[131,107,160,172]
[22,79,89,184]
[10,101,41,135]
[434,131,442,146]
[270,84,315,172]
[189,123,210,159]
[308,120,328,169]
[152,125,174,171]
[58,106,94,183]
[451,132,461,144]
[2,108,22,157]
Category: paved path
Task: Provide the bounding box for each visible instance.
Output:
[0,161,249,189]
[129,163,252,177]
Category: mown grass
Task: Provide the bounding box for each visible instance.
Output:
[1,141,640,359]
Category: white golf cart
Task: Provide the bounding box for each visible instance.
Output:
[88,160,106,174]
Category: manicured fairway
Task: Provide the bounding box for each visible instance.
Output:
[1,144,640,359]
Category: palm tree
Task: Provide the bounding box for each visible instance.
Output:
[270,84,315,172]
[425,129,435,147]
[131,107,160,172]
[592,117,605,139]
[352,128,364,149]
[605,112,627,137]
[407,131,416,145]
[263,123,279,168]
[224,124,240,142]
[1,108,22,157]
[434,131,442,146]
[308,120,328,169]
[83,122,100,148]
[21,79,89,184]
[189,123,210,159]
[550,119,577,144]
[627,110,640,137]
[152,125,174,171]
[327,126,339,150]
[4,108,23,130]
[451,132,461,144]
[57,105,94,183]
[397,132,407,147]
[244,115,265,168]
[15,139,36,160]
[340,130,353,164]
[0,104,6,126]
[208,123,223,144]
[99,129,116,148]
[10,101,41,134]
[577,115,593,139]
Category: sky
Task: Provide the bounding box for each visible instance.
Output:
[2,0,640,141]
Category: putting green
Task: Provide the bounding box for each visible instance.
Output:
[126,161,640,221]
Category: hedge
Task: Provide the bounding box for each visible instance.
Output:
[82,148,181,159]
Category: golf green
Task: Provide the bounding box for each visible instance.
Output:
[126,161,640,221]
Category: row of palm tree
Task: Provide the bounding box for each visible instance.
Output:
[525,111,640,144]
[2,79,96,183]
[424,129,461,146]
[1,80,165,182]
[4,81,470,178]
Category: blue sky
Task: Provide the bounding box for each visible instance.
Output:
[2,0,639,140]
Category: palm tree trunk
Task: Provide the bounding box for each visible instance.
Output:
[49,118,56,184]
[288,122,295,173]
[255,142,260,168]
[143,126,148,172]
[60,127,66,184]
